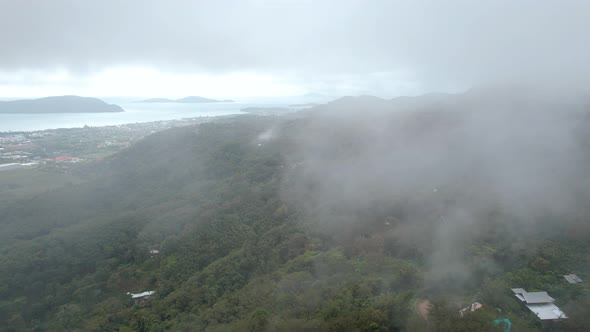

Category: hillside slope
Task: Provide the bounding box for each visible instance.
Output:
[1,90,589,331]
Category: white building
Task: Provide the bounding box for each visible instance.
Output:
[127,291,155,299]
[459,302,483,317]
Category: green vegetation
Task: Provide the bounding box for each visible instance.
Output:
[0,106,589,331]
[0,169,83,202]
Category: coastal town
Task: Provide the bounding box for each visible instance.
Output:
[0,117,222,172]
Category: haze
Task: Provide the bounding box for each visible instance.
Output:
[1,0,589,98]
[1,1,590,330]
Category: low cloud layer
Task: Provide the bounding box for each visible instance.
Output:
[1,0,589,95]
[279,88,590,285]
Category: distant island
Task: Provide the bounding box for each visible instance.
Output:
[0,96,124,114]
[137,96,234,103]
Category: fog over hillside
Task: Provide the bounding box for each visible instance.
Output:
[0,88,589,330]
[281,87,590,285]
[1,1,590,331]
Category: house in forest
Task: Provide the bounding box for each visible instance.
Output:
[511,288,567,320]
[563,274,583,284]
[459,302,482,317]
[127,291,155,303]
[127,290,155,299]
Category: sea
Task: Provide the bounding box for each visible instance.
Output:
[0,101,287,132]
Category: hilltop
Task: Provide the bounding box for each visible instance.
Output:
[0,96,124,114]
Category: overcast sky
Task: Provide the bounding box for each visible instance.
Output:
[0,0,588,98]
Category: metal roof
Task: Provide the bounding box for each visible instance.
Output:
[512,288,566,320]
[526,303,567,320]
[523,291,554,304]
[511,288,526,301]
[564,274,583,284]
[511,288,526,294]
[127,291,155,299]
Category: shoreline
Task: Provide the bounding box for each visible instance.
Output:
[0,113,242,134]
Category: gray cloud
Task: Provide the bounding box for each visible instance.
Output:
[1,0,589,92]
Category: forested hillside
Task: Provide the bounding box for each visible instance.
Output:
[1,90,589,331]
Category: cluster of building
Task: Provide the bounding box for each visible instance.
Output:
[0,134,32,145]
[0,162,38,171]
[508,273,583,322]
[54,156,81,163]
[511,288,567,321]
[454,273,583,330]
[0,117,216,173]
[0,132,50,168]
[0,134,37,165]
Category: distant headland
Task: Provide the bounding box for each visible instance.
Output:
[0,96,124,114]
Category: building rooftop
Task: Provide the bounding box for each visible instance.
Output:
[526,303,567,320]
[563,274,583,284]
[523,292,554,304]
[459,302,483,317]
[512,288,566,320]
[127,291,155,299]
[511,288,527,301]
[511,288,526,294]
